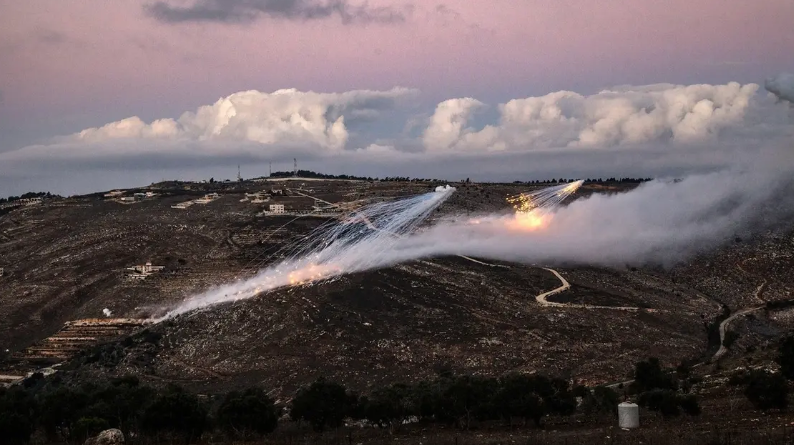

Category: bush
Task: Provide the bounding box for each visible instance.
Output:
[581,386,619,415]
[493,374,546,426]
[723,331,740,348]
[141,384,208,443]
[744,370,788,411]
[632,358,678,393]
[290,378,357,432]
[776,336,794,380]
[0,387,36,445]
[363,383,415,432]
[638,390,680,418]
[678,395,701,416]
[217,388,279,438]
[72,417,110,443]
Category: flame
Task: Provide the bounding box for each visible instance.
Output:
[287,263,341,286]
[507,211,552,231]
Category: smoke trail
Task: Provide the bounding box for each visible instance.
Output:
[156,143,793,320]
[157,185,456,319]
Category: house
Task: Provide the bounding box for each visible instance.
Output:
[268,204,285,214]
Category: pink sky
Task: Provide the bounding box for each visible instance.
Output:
[0,0,792,149]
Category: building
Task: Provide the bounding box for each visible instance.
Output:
[268,204,285,214]
[104,190,124,198]
[19,197,43,206]
[126,261,165,280]
[0,268,4,277]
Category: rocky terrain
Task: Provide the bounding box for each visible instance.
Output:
[1,177,793,402]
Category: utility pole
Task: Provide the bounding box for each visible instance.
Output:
[293,158,297,177]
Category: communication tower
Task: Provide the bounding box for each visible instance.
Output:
[293,158,298,177]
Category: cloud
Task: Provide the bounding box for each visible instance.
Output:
[766,72,794,104]
[423,82,766,151]
[2,80,793,198]
[144,0,410,25]
[70,87,415,151]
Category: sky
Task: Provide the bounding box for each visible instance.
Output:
[0,0,793,196]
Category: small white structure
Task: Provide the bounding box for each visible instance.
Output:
[126,261,165,280]
[618,402,639,429]
[0,267,4,277]
[268,204,285,214]
[102,308,112,317]
[104,190,124,198]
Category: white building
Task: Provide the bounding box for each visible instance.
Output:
[268,204,285,214]
[126,261,165,280]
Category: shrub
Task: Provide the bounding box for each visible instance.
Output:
[776,336,794,380]
[217,388,279,438]
[290,378,357,432]
[744,370,788,411]
[141,384,208,443]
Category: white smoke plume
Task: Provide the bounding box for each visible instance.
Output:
[766,73,794,104]
[155,137,794,320]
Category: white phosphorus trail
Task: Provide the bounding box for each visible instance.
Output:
[157,185,458,319]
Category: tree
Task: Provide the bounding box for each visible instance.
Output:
[290,378,357,432]
[216,388,279,438]
[72,417,110,443]
[141,384,208,443]
[631,358,677,393]
[581,386,619,415]
[638,390,680,418]
[0,387,36,445]
[678,394,701,416]
[363,383,415,433]
[493,374,546,426]
[38,386,90,440]
[744,370,788,411]
[776,336,794,380]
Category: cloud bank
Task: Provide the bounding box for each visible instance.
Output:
[74,87,414,151]
[422,82,766,151]
[1,77,793,197]
[766,72,794,104]
[144,0,410,25]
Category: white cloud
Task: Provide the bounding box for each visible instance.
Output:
[422,98,486,150]
[766,72,794,104]
[423,82,767,151]
[75,87,416,151]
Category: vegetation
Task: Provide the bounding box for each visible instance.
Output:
[776,335,794,380]
[0,191,57,204]
[743,370,788,411]
[0,360,710,444]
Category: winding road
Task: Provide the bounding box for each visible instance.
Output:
[713,280,766,362]
[535,268,654,312]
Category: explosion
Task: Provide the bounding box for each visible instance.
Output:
[506,180,583,232]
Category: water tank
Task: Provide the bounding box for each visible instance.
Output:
[618,402,639,429]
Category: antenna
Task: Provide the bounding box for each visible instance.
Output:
[293,158,297,177]
[269,162,272,177]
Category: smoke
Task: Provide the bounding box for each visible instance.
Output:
[156,185,456,319]
[766,73,794,104]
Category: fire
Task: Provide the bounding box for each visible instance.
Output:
[287,263,341,286]
[507,210,552,231]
